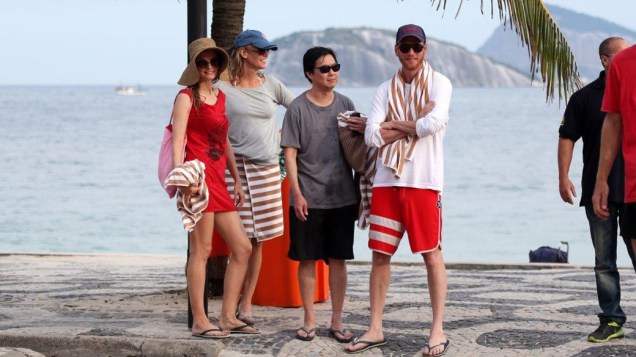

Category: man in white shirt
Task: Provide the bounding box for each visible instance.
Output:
[345,24,452,356]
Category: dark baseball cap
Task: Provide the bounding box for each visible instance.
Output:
[396,24,426,44]
[233,29,278,50]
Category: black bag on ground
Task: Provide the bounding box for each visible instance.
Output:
[529,241,569,263]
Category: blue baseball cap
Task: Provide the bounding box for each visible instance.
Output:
[396,24,426,44]
[233,30,278,51]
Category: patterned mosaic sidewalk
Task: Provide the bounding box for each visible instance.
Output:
[1,254,635,356]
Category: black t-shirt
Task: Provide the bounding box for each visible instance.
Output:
[559,71,624,206]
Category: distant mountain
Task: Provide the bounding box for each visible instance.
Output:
[477,5,636,83]
[265,27,531,88]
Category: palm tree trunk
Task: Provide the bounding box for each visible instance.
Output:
[211,0,246,50]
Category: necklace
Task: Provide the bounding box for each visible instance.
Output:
[236,73,264,88]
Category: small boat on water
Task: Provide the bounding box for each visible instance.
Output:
[115,85,147,96]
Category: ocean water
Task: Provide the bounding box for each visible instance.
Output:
[1,85,632,266]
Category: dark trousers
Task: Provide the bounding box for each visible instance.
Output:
[585,203,636,325]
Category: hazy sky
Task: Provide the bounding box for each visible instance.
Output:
[1,0,634,85]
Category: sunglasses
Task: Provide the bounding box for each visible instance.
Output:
[248,47,270,55]
[398,43,425,54]
[314,63,341,74]
[196,58,221,68]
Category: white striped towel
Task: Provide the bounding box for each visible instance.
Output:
[379,62,434,178]
[357,146,378,229]
[164,159,209,232]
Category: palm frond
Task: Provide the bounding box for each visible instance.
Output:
[429,0,582,103]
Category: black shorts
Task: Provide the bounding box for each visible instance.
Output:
[625,203,636,239]
[288,204,356,262]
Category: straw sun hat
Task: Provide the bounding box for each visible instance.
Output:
[177,38,229,86]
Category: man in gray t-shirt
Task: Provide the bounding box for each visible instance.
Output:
[281,90,357,208]
[281,47,359,343]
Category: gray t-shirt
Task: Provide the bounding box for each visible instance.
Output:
[217,76,294,165]
[280,91,357,209]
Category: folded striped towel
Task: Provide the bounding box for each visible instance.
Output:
[335,112,377,228]
[357,146,377,229]
[164,160,209,232]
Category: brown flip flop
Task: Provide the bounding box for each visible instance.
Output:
[296,326,316,341]
[329,328,354,343]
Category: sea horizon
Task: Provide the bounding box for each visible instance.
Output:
[1,85,632,266]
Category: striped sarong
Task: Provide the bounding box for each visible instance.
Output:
[225,155,284,242]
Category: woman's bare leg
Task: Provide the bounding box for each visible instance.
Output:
[238,239,262,321]
[188,212,226,337]
[214,211,255,331]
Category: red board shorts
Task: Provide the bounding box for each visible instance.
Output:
[368,187,442,256]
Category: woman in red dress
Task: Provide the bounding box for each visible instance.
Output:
[171,38,258,338]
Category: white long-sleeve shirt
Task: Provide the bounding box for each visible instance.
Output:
[365,72,452,192]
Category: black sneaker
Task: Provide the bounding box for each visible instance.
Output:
[587,321,624,342]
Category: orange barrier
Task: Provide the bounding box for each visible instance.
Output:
[208,178,329,307]
[252,178,330,307]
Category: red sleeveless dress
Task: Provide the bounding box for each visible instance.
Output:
[181,88,236,212]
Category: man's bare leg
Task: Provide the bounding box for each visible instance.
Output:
[329,259,353,341]
[344,251,391,352]
[297,260,317,340]
[422,249,448,356]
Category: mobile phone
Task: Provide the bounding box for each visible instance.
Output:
[349,112,361,117]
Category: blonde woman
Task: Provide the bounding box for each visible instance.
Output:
[172,38,260,337]
[217,30,294,324]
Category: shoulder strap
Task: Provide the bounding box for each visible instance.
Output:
[169,88,194,124]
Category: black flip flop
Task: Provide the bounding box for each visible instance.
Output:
[192,327,230,339]
[423,339,450,356]
[344,337,387,354]
[236,312,256,326]
[235,300,256,326]
[228,323,261,335]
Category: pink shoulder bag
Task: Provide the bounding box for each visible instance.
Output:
[158,90,192,198]
[158,117,186,198]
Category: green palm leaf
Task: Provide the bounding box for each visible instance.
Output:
[429,0,582,102]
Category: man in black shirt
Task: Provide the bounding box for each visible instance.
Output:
[558,37,634,343]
